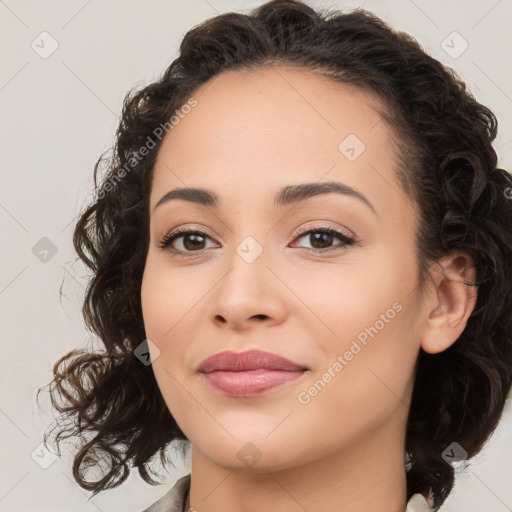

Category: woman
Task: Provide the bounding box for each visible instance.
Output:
[41,1,512,511]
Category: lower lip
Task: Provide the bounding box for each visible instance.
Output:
[201,369,307,397]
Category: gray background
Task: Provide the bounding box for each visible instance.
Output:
[1,0,511,511]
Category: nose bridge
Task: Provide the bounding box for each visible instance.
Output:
[208,232,286,328]
[219,234,269,306]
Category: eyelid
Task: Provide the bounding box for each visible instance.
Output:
[292,222,356,243]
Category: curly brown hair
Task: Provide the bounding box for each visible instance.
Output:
[38,0,512,509]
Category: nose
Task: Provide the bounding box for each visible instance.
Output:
[207,246,288,332]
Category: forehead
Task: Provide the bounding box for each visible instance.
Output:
[150,65,406,216]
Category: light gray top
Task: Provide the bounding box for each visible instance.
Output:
[142,474,434,512]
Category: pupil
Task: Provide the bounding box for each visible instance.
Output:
[184,234,204,250]
[311,233,332,249]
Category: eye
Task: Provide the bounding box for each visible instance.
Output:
[157,227,218,256]
[157,224,357,257]
[290,225,356,252]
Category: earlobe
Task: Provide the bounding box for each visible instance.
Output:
[420,253,478,354]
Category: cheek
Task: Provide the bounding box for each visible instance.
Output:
[140,252,219,378]
[140,254,203,342]
[140,258,197,422]
[292,245,416,348]
[296,246,421,412]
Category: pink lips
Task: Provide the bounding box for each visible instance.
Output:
[198,349,308,397]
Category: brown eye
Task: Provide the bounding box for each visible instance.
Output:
[158,229,217,254]
[308,232,335,249]
[291,226,356,252]
[180,233,207,251]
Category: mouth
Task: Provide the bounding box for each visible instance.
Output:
[198,349,309,397]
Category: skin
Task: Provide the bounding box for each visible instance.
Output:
[140,66,477,512]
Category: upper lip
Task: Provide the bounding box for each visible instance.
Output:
[198,349,308,373]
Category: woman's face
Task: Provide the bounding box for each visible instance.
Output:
[141,66,428,472]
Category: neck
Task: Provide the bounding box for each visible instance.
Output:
[184,416,409,512]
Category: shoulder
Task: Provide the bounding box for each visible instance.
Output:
[141,474,191,512]
[407,493,434,512]
[140,474,431,512]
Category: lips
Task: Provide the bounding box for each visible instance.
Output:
[198,349,308,397]
[198,349,307,373]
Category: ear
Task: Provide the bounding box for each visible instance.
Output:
[421,253,478,354]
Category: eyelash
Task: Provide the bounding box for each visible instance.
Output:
[157,224,357,257]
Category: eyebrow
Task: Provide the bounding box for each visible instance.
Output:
[153,181,377,216]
